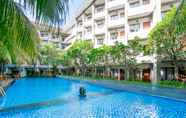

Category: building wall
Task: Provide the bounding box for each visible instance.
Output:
[35,24,64,49]
[64,0,180,61]
[62,0,182,81]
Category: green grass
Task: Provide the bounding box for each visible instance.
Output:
[63,75,186,89]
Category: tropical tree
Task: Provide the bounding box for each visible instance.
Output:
[148,1,186,62]
[39,43,62,65]
[0,0,69,64]
[148,0,186,80]
[67,40,93,74]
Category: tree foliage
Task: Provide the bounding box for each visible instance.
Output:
[65,40,93,67]
[60,38,143,68]
[39,43,62,65]
[0,0,69,64]
[148,1,186,61]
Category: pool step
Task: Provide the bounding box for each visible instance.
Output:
[0,87,5,96]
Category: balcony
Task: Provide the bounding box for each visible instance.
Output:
[84,20,92,27]
[84,33,93,40]
[128,3,154,18]
[128,29,150,39]
[94,11,105,19]
[77,26,83,32]
[107,0,125,10]
[95,26,105,35]
[161,0,177,4]
[95,39,105,48]
[108,17,125,28]
[136,55,154,63]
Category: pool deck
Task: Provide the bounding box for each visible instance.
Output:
[63,77,186,103]
[0,80,15,93]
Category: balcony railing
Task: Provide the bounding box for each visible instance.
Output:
[108,17,125,28]
[107,0,125,9]
[95,26,105,35]
[128,1,154,18]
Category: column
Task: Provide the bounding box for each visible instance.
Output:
[152,0,161,82]
[152,0,161,27]
[92,4,96,46]
[82,14,85,39]
[105,0,109,45]
[124,1,129,45]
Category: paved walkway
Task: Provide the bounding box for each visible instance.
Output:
[0,79,15,92]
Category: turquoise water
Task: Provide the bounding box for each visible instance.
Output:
[0,77,186,118]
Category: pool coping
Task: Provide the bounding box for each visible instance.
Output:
[62,76,186,103]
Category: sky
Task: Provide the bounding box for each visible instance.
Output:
[66,0,84,24]
[23,0,84,26]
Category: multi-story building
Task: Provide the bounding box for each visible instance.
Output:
[34,23,65,49]
[63,0,181,81]
[65,0,180,46]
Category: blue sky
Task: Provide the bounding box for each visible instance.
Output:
[67,0,84,23]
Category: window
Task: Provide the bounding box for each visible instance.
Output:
[96,20,104,28]
[85,14,92,21]
[86,27,92,34]
[78,32,82,37]
[40,31,48,37]
[143,21,151,29]
[110,15,119,20]
[143,0,150,5]
[130,23,140,32]
[108,0,115,2]
[97,35,104,45]
[97,39,104,45]
[120,12,125,17]
[52,34,59,39]
[95,6,104,13]
[129,1,140,8]
[110,32,118,40]
[78,21,82,27]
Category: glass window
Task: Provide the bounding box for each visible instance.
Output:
[120,12,125,17]
[110,15,119,20]
[143,0,150,5]
[129,23,140,32]
[95,6,104,13]
[97,35,104,45]
[96,20,104,28]
[97,39,104,45]
[110,32,118,40]
[86,27,92,34]
[78,21,82,27]
[129,1,140,8]
[40,31,48,37]
[52,34,59,39]
[78,32,82,37]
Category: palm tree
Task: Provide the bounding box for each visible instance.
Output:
[0,0,69,63]
[0,0,69,74]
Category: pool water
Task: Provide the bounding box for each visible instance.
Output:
[0,77,186,118]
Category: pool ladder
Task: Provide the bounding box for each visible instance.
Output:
[0,87,6,96]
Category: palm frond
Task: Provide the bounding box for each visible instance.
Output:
[24,0,69,26]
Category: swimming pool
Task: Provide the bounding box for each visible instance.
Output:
[0,77,186,118]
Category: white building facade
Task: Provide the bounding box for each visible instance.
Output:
[35,24,64,49]
[63,0,181,81]
[64,0,180,58]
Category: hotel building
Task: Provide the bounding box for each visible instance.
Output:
[63,0,183,81]
[34,23,65,49]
